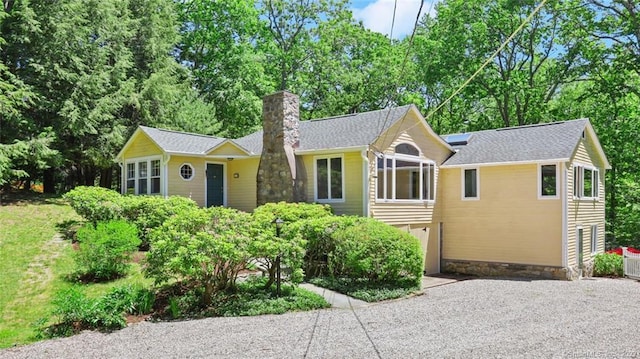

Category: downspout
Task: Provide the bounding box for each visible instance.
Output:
[117,161,124,195]
[163,154,171,198]
[562,162,568,269]
[362,149,370,217]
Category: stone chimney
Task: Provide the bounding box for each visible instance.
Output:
[257,91,301,205]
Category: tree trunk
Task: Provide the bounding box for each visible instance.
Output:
[99,167,113,188]
[43,168,56,194]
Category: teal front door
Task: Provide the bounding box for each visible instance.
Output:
[206,163,224,207]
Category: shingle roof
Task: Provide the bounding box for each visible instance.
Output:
[234,105,415,154]
[441,119,589,166]
[139,126,225,154]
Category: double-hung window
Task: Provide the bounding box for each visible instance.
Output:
[462,168,478,199]
[539,164,558,198]
[376,143,436,202]
[315,156,343,202]
[125,157,162,195]
[573,165,599,199]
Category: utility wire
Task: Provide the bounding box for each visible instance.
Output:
[372,0,426,149]
[389,0,398,41]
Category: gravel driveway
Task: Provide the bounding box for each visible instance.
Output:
[2,277,640,358]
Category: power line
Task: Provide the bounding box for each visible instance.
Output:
[372,0,426,149]
[389,0,398,41]
[422,0,550,123]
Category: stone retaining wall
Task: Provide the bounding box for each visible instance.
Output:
[442,259,594,280]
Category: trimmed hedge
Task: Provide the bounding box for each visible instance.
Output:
[63,186,123,224]
[64,186,198,248]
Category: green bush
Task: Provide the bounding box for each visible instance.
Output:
[74,220,141,281]
[329,217,424,285]
[593,253,623,277]
[64,186,123,224]
[252,202,333,225]
[146,207,254,305]
[291,216,360,278]
[120,195,198,248]
[250,202,333,288]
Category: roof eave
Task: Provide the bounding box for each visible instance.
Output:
[441,158,570,168]
[115,127,165,162]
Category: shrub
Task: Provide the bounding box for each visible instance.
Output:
[74,220,141,281]
[250,202,333,288]
[64,186,123,224]
[120,195,198,249]
[329,217,424,285]
[291,216,360,278]
[593,253,624,277]
[146,207,254,305]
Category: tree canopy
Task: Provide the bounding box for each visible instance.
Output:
[1,0,639,246]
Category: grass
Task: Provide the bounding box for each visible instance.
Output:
[0,192,326,347]
[0,193,151,348]
[309,277,421,302]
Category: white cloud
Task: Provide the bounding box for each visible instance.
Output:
[351,0,437,39]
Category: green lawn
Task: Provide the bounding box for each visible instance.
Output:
[0,194,149,348]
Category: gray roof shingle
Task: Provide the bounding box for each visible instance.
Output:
[139,126,225,154]
[235,105,414,154]
[441,119,588,166]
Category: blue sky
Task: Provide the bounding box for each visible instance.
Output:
[350,0,438,39]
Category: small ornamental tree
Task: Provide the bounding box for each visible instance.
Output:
[145,207,253,305]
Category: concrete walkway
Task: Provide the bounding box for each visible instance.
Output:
[301,275,464,309]
[299,283,369,309]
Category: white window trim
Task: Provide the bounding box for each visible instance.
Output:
[590,225,598,254]
[123,155,163,195]
[179,163,195,181]
[314,155,345,203]
[572,163,599,201]
[538,163,559,199]
[461,167,480,200]
[374,153,436,203]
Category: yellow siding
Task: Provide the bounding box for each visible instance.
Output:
[567,137,606,267]
[207,142,248,157]
[369,112,453,225]
[440,164,563,266]
[299,151,364,216]
[121,132,162,159]
[167,156,207,207]
[227,158,259,212]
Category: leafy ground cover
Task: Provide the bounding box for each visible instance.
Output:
[309,277,421,302]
